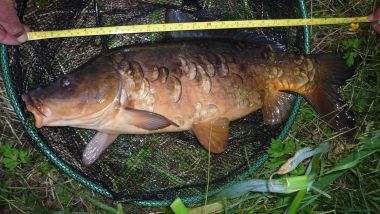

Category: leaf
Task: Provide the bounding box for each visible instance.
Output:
[189,202,224,214]
[287,189,307,214]
[268,139,286,157]
[117,202,124,214]
[342,40,350,49]
[283,142,295,154]
[39,162,54,174]
[324,159,360,174]
[313,131,380,190]
[291,163,306,176]
[344,52,355,67]
[267,159,284,170]
[269,139,283,150]
[19,150,30,164]
[1,143,17,158]
[3,157,18,170]
[36,0,49,8]
[352,38,361,49]
[217,176,312,198]
[170,197,189,214]
[269,151,286,158]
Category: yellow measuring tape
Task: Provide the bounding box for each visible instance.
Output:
[27,16,370,41]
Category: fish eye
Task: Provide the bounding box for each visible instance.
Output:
[60,77,71,88]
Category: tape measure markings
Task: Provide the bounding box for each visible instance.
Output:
[27,16,370,41]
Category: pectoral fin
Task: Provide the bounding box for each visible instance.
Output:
[125,108,178,130]
[192,117,230,153]
[82,132,119,166]
[262,91,296,125]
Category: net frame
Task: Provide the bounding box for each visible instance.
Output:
[0,0,310,207]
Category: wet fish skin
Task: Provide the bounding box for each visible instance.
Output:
[22,39,355,166]
[23,59,121,129]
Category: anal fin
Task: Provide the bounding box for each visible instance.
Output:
[192,117,230,153]
[82,132,119,166]
[262,91,296,125]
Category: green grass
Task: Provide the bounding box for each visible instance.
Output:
[214,1,380,213]
[1,0,380,213]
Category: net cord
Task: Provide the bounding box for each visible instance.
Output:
[0,0,310,206]
[0,46,115,199]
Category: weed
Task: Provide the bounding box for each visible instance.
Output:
[264,139,304,177]
[38,161,55,174]
[0,142,30,170]
[342,38,361,67]
[35,0,59,9]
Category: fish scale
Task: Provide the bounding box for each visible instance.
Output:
[108,40,312,118]
[22,39,355,165]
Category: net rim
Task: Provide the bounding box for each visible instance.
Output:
[0,0,310,206]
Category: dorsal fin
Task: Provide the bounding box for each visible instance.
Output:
[165,9,287,51]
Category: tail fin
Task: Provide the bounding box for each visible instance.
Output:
[303,54,356,139]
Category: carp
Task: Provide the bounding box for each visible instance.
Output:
[22,39,355,166]
[22,9,355,166]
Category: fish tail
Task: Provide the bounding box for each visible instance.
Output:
[302,54,356,138]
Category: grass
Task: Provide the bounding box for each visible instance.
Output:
[216,0,380,213]
[1,0,380,213]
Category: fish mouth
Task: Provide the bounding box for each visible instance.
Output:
[21,94,47,128]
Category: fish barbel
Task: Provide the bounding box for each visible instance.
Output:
[22,39,355,166]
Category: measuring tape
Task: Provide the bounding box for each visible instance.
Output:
[27,16,372,41]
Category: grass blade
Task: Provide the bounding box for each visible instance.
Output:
[286,188,307,214]
[314,131,380,190]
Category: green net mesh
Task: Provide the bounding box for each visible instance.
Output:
[1,0,309,206]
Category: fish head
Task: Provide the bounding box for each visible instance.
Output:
[22,63,120,128]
